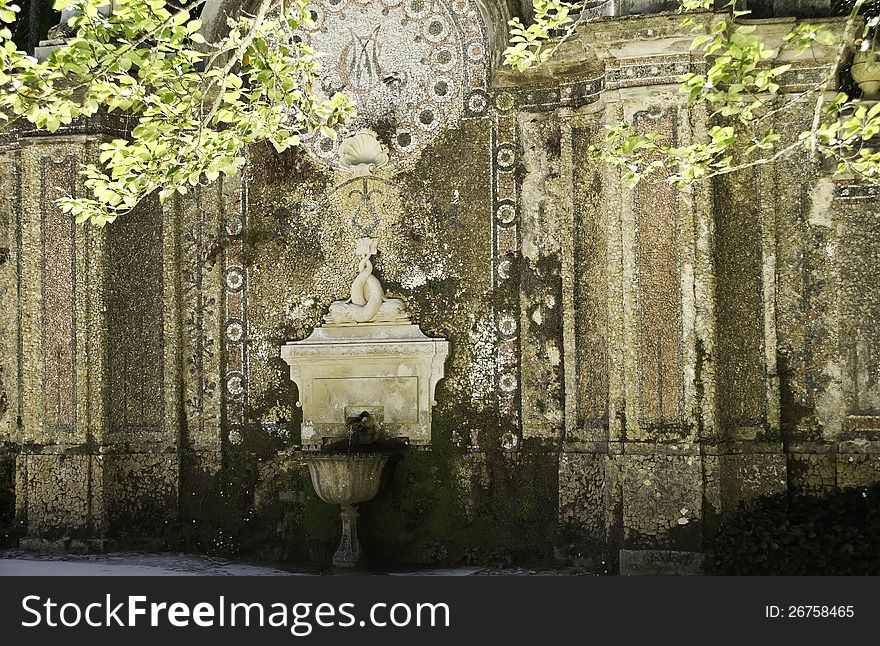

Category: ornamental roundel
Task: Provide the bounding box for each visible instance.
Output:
[299,0,488,168]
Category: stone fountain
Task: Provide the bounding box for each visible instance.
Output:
[281,131,449,567]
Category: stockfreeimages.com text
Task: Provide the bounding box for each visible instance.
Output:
[21,594,450,636]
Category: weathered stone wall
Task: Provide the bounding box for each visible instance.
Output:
[0,150,19,535]
[0,151,18,441]
[11,136,110,544]
[2,5,880,569]
[0,130,182,546]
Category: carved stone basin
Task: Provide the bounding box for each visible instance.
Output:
[304,453,390,568]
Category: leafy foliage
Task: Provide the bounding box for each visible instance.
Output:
[707,484,880,575]
[0,0,354,226]
[504,0,583,70]
[506,0,880,188]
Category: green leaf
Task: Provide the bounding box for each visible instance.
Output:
[771,64,792,76]
[691,34,711,50]
[814,30,836,46]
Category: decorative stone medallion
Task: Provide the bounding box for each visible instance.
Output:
[300,0,488,168]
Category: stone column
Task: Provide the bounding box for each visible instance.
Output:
[517,109,569,448]
[102,193,179,535]
[554,13,725,572]
[613,95,706,573]
[558,104,616,563]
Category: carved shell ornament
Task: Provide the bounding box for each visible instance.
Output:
[338,130,389,177]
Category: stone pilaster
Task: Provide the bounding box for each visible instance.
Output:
[0,150,21,528]
[15,135,110,545]
[0,151,20,442]
[163,182,225,520]
[102,196,179,533]
[13,133,181,545]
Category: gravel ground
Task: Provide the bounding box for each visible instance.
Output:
[0,550,305,576]
[0,550,593,576]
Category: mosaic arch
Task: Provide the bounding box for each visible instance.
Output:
[299,0,490,167]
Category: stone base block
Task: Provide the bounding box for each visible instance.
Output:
[619,453,702,550]
[837,453,880,489]
[19,537,109,554]
[788,453,836,496]
[705,453,787,518]
[558,452,607,545]
[103,452,179,533]
[16,452,106,538]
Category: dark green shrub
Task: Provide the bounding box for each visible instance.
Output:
[707,483,880,575]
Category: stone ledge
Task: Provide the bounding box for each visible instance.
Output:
[619,549,704,576]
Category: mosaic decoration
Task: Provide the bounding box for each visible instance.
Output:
[634,111,684,427]
[511,76,604,112]
[41,156,77,434]
[228,16,729,450]
[343,178,384,234]
[834,182,880,202]
[299,0,488,166]
[606,56,694,90]
[714,166,767,429]
[572,125,610,429]
[298,174,431,240]
[496,54,708,113]
[491,93,522,436]
[836,195,880,416]
[490,55,820,115]
[222,176,249,436]
[180,188,222,442]
[8,160,23,432]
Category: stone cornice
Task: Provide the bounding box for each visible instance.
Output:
[490,12,851,112]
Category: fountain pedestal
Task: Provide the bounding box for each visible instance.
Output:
[281,231,448,451]
[304,453,390,568]
[336,505,361,567]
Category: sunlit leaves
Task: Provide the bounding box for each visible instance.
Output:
[510,0,880,188]
[0,0,355,226]
[503,0,582,71]
[679,0,713,10]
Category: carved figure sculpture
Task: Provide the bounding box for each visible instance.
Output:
[324,238,410,324]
